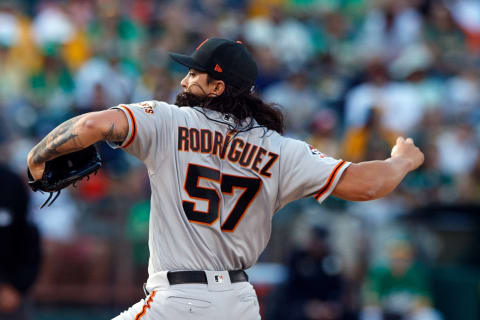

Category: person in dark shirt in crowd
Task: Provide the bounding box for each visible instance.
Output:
[282,226,346,320]
[0,160,41,320]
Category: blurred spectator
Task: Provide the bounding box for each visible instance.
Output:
[389,48,444,126]
[309,53,350,112]
[274,226,347,320]
[344,60,425,135]
[450,0,480,52]
[445,68,480,117]
[252,45,283,92]
[459,154,480,202]
[126,200,150,285]
[263,71,321,136]
[28,46,75,113]
[355,0,423,62]
[435,122,478,177]
[342,108,397,163]
[388,43,433,81]
[74,55,134,109]
[86,1,145,60]
[31,3,74,47]
[424,2,467,68]
[307,109,341,158]
[132,67,175,103]
[401,143,454,206]
[361,240,441,320]
[244,6,314,69]
[0,3,36,103]
[0,162,41,320]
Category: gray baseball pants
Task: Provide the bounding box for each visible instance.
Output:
[112,271,261,320]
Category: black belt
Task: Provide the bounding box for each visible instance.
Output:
[167,270,248,285]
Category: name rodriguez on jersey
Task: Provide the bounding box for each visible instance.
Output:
[177,126,279,178]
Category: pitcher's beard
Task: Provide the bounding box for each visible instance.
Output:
[174,91,210,108]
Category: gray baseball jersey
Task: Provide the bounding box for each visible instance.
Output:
[109,100,350,275]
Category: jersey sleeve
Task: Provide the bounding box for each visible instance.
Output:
[277,138,351,209]
[107,100,175,171]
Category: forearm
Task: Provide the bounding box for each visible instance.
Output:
[333,136,423,201]
[360,157,413,199]
[27,114,103,166]
[333,157,413,201]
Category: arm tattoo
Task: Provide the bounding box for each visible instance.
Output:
[30,110,128,165]
[30,117,84,165]
[102,121,128,143]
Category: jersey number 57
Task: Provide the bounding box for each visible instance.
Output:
[182,163,262,232]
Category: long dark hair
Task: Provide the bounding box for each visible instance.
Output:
[175,77,285,135]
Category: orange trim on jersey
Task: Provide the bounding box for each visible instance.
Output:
[314,160,346,200]
[122,106,137,149]
[134,290,156,320]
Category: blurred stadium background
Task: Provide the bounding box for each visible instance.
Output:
[0,0,480,319]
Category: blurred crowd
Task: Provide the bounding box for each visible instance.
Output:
[0,0,479,319]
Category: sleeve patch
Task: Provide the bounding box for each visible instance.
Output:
[138,102,155,114]
[308,144,327,158]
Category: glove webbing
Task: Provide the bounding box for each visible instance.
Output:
[41,190,61,209]
[35,169,98,209]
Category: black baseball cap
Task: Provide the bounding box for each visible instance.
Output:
[169,38,258,90]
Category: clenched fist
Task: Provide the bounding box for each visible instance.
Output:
[391,137,425,171]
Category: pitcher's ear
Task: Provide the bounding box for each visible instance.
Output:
[212,80,225,96]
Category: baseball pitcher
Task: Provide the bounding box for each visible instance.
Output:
[27,38,424,320]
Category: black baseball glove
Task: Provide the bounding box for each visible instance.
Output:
[27,145,102,208]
